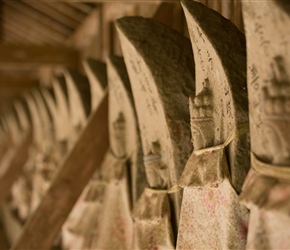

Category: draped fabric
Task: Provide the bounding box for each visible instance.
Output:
[176,146,248,249]
[240,155,290,249]
[62,149,133,250]
[94,153,133,249]
[132,188,174,250]
[62,179,105,249]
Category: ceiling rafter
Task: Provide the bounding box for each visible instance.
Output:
[5,1,72,37]
[66,2,96,14]
[45,2,87,23]
[23,2,79,30]
[2,7,63,45]
[3,4,67,43]
[3,20,46,45]
[3,17,51,45]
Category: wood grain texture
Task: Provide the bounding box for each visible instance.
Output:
[11,93,109,250]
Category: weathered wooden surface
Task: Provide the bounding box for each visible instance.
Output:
[116,17,195,245]
[241,0,290,166]
[61,60,107,249]
[239,1,290,249]
[83,58,107,111]
[176,1,249,249]
[11,93,109,250]
[66,8,102,60]
[107,55,146,204]
[182,0,249,193]
[0,129,32,206]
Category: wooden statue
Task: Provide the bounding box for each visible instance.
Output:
[116,16,195,249]
[93,55,146,249]
[1,97,33,244]
[62,60,107,250]
[176,1,250,249]
[239,0,290,248]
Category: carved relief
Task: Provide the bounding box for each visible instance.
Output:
[143,141,168,189]
[262,56,290,164]
[112,112,127,159]
[189,80,214,150]
[239,0,290,249]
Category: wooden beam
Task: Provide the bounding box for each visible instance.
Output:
[66,8,102,60]
[2,31,29,45]
[0,72,39,89]
[0,45,79,69]
[0,130,32,206]
[66,2,96,14]
[45,2,87,23]
[12,93,109,249]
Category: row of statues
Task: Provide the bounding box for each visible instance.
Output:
[0,0,289,249]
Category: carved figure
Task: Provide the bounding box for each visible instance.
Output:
[175,1,250,249]
[112,112,127,159]
[189,81,214,150]
[240,1,290,248]
[94,57,136,250]
[116,16,195,249]
[62,60,107,250]
[63,57,137,250]
[262,56,290,164]
[144,141,168,189]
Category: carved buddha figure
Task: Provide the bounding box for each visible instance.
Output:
[189,80,215,150]
[143,141,168,189]
[262,56,290,165]
[112,112,126,159]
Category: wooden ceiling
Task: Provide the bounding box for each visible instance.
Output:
[0,1,98,112]
[1,1,97,45]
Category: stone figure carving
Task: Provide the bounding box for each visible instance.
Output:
[189,81,214,150]
[111,112,127,159]
[144,141,168,189]
[262,56,290,164]
[175,1,250,249]
[239,1,290,248]
[63,57,132,250]
[116,16,195,249]
[94,56,145,250]
[62,62,107,250]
